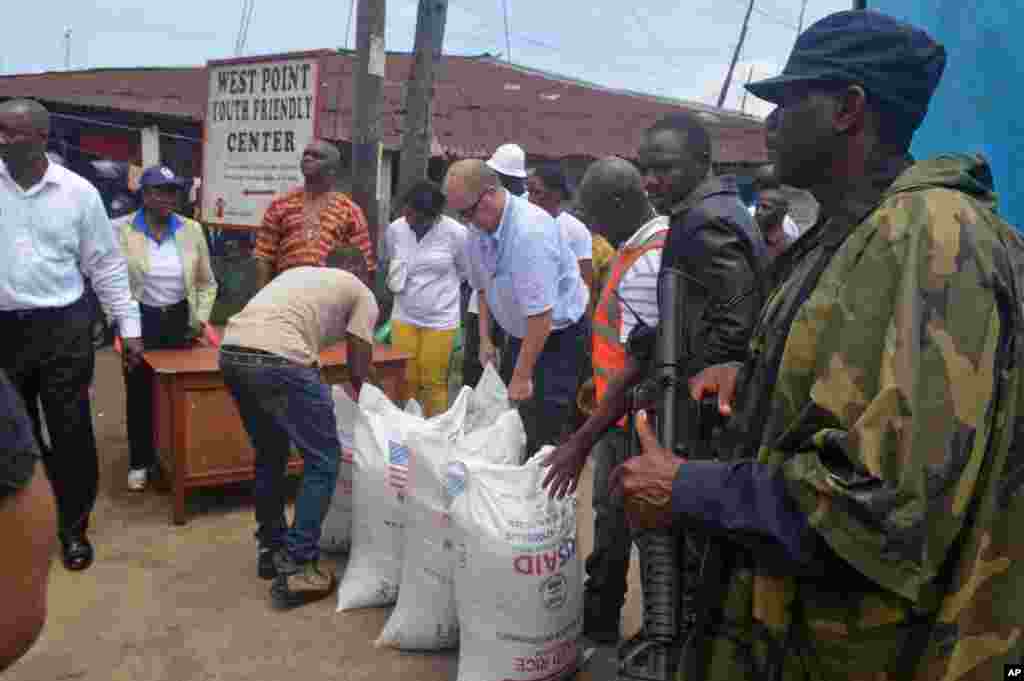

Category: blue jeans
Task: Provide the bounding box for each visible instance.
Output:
[219,347,341,564]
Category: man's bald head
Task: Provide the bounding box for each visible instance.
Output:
[309,138,341,163]
[443,159,498,198]
[301,138,342,186]
[578,156,653,246]
[0,99,51,170]
[443,159,505,232]
[580,157,645,199]
[0,99,50,135]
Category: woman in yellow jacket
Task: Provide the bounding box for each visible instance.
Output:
[115,166,217,491]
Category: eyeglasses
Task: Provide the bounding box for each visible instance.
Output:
[457,187,491,223]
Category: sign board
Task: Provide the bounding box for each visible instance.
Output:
[201,52,325,229]
[870,0,1023,230]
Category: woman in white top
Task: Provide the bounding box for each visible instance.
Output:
[115,166,218,491]
[384,180,469,416]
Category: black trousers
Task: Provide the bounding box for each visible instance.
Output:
[125,300,190,470]
[0,295,97,534]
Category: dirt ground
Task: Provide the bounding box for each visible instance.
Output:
[7,348,642,681]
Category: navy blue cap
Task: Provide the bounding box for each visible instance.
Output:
[746,10,946,135]
[139,165,184,189]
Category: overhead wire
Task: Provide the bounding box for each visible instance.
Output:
[49,111,201,143]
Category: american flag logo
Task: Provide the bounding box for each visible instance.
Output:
[387,441,409,493]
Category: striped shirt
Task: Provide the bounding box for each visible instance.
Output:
[254,188,376,275]
[616,216,669,343]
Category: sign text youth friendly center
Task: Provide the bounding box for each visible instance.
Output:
[201,55,321,228]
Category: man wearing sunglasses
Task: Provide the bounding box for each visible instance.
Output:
[444,159,589,459]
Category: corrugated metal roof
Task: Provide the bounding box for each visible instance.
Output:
[0,52,767,164]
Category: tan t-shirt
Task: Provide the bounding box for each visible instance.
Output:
[222,267,379,366]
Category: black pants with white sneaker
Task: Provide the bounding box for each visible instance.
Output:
[124,299,190,471]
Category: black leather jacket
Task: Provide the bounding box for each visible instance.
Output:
[658,175,767,375]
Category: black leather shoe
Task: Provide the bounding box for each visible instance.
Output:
[258,547,279,580]
[60,532,94,572]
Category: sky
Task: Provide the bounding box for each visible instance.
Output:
[3,0,851,118]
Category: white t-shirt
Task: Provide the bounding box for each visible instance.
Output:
[557,211,593,262]
[140,237,186,307]
[223,267,379,366]
[385,215,469,330]
[616,216,669,343]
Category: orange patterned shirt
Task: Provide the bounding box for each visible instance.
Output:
[254,188,377,275]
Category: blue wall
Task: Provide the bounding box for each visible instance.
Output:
[870,0,1023,229]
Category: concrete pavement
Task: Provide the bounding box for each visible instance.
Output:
[8,348,642,681]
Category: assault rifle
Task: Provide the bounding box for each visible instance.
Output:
[616,266,728,681]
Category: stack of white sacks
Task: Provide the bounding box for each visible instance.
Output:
[319,365,582,681]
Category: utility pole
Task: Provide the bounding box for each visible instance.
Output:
[351,0,387,268]
[398,0,449,198]
[501,0,512,62]
[740,64,755,113]
[63,27,72,70]
[717,0,755,109]
[235,0,256,56]
[345,0,357,50]
[796,0,809,34]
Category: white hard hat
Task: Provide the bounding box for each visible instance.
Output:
[485,143,527,179]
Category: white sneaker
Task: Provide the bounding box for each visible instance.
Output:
[127,468,148,491]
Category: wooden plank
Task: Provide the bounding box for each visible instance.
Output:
[171,375,189,525]
[145,343,410,375]
[184,387,260,475]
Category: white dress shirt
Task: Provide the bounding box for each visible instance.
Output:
[384,215,469,330]
[0,159,141,337]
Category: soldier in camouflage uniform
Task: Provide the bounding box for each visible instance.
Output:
[611,10,1024,680]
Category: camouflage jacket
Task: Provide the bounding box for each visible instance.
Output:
[689,154,1024,680]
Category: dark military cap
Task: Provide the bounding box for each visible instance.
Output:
[746,10,946,135]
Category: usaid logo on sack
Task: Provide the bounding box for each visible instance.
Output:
[1007,665,1024,678]
[387,441,409,493]
[539,573,568,611]
[445,461,468,502]
[513,538,577,576]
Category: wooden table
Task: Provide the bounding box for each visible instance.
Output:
[145,344,409,524]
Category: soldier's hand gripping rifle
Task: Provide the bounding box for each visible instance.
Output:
[616,266,727,681]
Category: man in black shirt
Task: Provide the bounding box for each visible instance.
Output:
[543,112,766,646]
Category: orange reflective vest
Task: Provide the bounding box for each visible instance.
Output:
[592,229,668,427]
